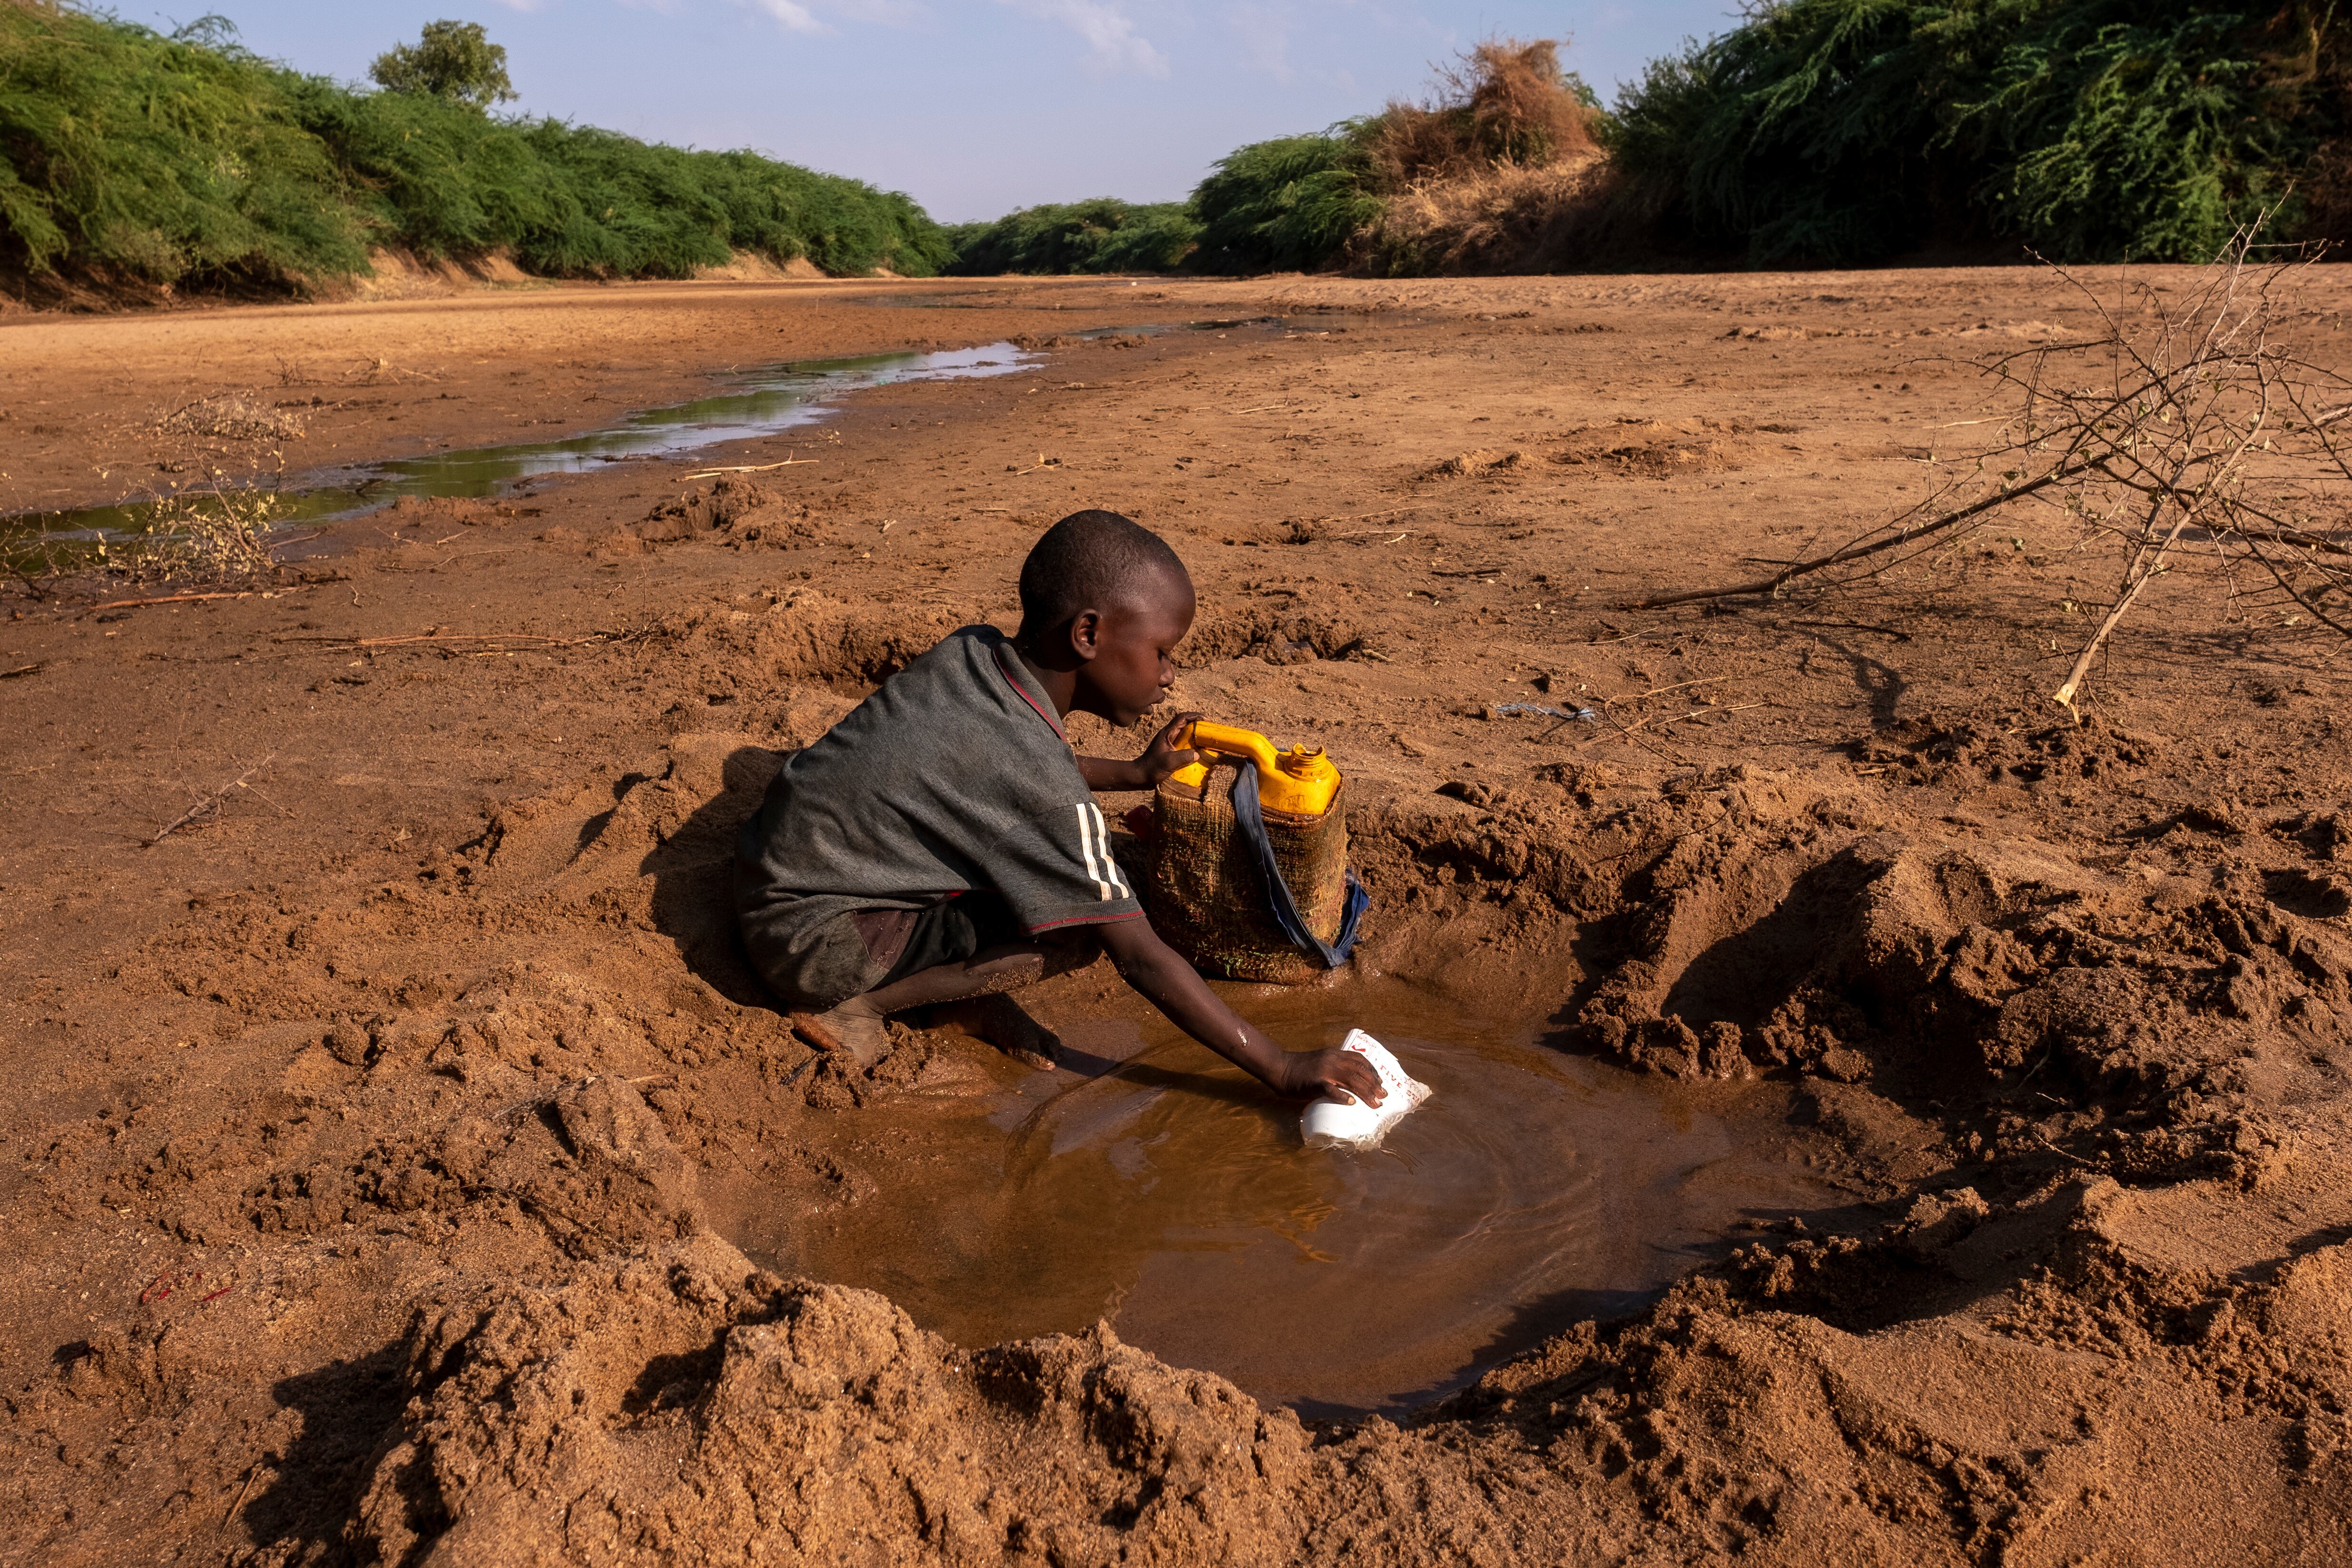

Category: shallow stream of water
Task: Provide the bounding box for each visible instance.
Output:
[2,341,1041,556]
[745,978,1837,1419]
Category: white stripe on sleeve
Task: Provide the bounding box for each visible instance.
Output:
[1075,801,1112,900]
[1089,803,1130,897]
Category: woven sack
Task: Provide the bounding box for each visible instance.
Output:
[1143,762,1349,984]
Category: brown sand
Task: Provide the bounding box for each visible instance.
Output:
[3,270,2350,1565]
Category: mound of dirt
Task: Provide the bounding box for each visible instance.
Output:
[1551,416,1760,478]
[380,494,539,526]
[1416,447,1525,480]
[631,476,835,549]
[334,1190,2352,1565]
[352,1233,1311,1565]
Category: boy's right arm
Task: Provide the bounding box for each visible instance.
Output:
[1098,919,1385,1105]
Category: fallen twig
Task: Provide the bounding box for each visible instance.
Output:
[1627,460,2090,610]
[1587,701,1765,744]
[1786,618,1915,642]
[682,458,819,479]
[0,662,43,680]
[89,591,253,612]
[146,753,276,848]
[272,628,640,651]
[2224,524,2352,557]
[222,1463,262,1528]
[2035,1132,2093,1167]
[1606,675,1736,706]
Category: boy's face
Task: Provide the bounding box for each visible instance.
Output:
[1073,570,1196,727]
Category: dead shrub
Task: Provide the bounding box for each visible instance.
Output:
[154,394,306,443]
[1633,232,2352,710]
[1367,40,1596,189]
[154,488,280,578]
[1366,160,1617,275]
[1347,39,1632,275]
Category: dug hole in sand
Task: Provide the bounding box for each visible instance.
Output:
[2,270,2350,1566]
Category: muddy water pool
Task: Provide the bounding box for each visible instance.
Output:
[737,978,1840,1418]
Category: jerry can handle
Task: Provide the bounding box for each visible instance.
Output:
[1181,721,1280,774]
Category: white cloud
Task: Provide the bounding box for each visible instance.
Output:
[832,0,929,22]
[747,0,831,30]
[723,0,933,33]
[999,0,1170,77]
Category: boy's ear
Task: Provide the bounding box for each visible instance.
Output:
[1066,608,1103,662]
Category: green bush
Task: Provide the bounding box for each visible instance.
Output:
[0,11,368,284]
[1189,131,1383,272]
[1610,0,2331,265]
[0,5,949,293]
[944,198,1198,275]
[945,138,1384,277]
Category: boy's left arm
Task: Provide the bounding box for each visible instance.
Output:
[1076,710,1201,793]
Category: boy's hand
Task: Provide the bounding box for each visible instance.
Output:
[1075,712,1202,793]
[1271,1046,1386,1107]
[1096,919,1387,1109]
[1130,710,1203,789]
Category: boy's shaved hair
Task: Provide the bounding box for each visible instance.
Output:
[1018,510,1190,632]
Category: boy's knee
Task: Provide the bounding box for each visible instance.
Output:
[1038,927,1104,978]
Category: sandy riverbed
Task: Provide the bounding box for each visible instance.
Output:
[3,269,2349,1565]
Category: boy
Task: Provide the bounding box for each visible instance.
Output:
[734,509,1383,1110]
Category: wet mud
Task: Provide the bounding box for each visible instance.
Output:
[3,270,2351,1565]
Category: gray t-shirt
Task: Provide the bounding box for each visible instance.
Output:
[734,626,1143,948]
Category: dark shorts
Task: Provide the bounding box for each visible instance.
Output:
[738,887,1025,1012]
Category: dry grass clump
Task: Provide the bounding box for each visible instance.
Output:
[1349,39,1626,276]
[154,394,306,443]
[1366,158,1614,275]
[1367,40,1597,188]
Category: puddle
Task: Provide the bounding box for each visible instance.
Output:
[735,977,1840,1419]
[0,342,1040,561]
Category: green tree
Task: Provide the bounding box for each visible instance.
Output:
[369,20,516,112]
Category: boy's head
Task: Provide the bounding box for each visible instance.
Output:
[1017,510,1195,726]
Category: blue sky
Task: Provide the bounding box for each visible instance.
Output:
[165,2,1741,222]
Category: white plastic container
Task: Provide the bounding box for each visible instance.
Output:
[1299,1030,1431,1152]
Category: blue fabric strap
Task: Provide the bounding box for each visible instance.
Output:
[1229,763,1368,968]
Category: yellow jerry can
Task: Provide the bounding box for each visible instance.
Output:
[1141,720,1364,984]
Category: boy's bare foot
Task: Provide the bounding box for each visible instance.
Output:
[926,994,1061,1071]
[787,998,889,1068]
